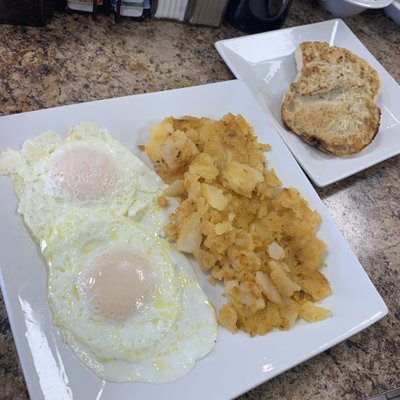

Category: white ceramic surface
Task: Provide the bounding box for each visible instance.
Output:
[67,0,93,12]
[344,0,393,6]
[215,19,400,187]
[317,0,367,17]
[0,80,388,400]
[384,0,400,24]
[317,0,393,17]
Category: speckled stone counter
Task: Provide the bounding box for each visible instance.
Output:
[0,1,399,399]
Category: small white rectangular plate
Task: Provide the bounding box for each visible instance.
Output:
[0,80,387,400]
[215,19,400,187]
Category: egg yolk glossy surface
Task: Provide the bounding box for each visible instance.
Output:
[49,145,119,201]
[78,246,155,322]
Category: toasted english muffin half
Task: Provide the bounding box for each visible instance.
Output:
[295,41,380,100]
[281,42,381,156]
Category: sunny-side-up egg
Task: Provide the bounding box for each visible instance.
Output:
[0,122,166,243]
[42,211,217,383]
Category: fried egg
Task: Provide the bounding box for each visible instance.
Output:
[1,123,217,382]
[0,122,165,242]
[42,212,216,382]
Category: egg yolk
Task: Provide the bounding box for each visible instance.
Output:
[78,246,154,322]
[49,145,119,201]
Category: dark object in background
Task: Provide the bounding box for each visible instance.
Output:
[224,0,293,33]
[186,0,230,27]
[0,0,54,26]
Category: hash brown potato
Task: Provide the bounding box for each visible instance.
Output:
[145,113,331,336]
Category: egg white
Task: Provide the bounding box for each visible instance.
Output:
[42,212,217,383]
[1,123,217,382]
[0,122,166,242]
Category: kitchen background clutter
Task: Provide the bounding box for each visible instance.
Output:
[0,0,54,26]
[61,0,232,26]
[75,0,232,26]
[0,0,398,27]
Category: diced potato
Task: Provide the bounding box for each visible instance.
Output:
[201,183,228,211]
[257,201,269,219]
[160,130,199,172]
[193,248,216,272]
[189,163,219,180]
[270,267,301,298]
[299,301,331,322]
[224,280,239,293]
[278,299,299,330]
[268,260,281,271]
[225,281,265,312]
[218,304,238,334]
[176,212,202,253]
[268,260,289,273]
[222,161,264,198]
[145,121,173,162]
[259,143,272,152]
[291,290,313,305]
[162,179,185,197]
[251,220,271,242]
[184,171,202,197]
[189,153,219,181]
[196,196,209,214]
[228,212,235,222]
[215,221,233,235]
[267,242,285,260]
[192,152,215,166]
[265,302,282,327]
[291,266,332,301]
[255,271,282,304]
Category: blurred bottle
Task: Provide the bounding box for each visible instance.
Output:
[224,0,293,33]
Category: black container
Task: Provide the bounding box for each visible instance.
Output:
[0,0,54,26]
[224,0,293,33]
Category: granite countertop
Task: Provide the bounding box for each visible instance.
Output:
[0,0,399,399]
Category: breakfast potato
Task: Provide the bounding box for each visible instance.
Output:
[146,113,332,336]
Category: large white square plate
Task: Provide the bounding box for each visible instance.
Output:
[0,80,387,400]
[215,19,400,187]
